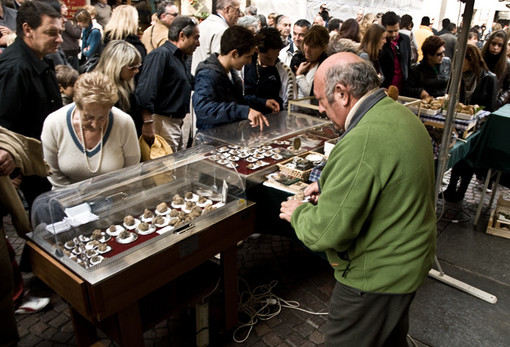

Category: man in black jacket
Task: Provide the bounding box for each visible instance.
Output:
[136,16,200,152]
[379,11,411,92]
[0,0,62,205]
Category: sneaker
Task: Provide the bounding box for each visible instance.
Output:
[15,296,50,314]
[249,233,261,239]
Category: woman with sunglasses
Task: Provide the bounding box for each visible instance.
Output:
[481,30,510,107]
[404,35,451,99]
[442,44,498,203]
[95,40,143,134]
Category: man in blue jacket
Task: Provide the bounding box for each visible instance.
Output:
[193,25,279,131]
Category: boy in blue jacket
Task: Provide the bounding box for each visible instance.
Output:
[193,25,279,131]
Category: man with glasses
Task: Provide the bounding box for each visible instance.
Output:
[141,1,179,53]
[279,19,311,72]
[191,0,240,74]
[136,16,200,152]
[379,11,412,92]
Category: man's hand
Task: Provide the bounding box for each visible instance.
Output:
[265,99,280,113]
[248,108,269,131]
[141,122,155,146]
[279,199,303,222]
[304,181,320,204]
[296,61,312,76]
[141,110,155,146]
[0,149,15,176]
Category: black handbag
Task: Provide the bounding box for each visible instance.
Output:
[79,54,100,74]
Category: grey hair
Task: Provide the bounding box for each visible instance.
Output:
[216,0,236,11]
[168,15,198,41]
[325,60,380,103]
[238,15,259,30]
[245,5,257,16]
[157,1,176,19]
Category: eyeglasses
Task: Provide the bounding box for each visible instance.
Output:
[165,12,178,17]
[126,63,142,70]
[228,6,241,14]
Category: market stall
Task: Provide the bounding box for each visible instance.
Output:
[466,104,510,225]
[26,146,256,345]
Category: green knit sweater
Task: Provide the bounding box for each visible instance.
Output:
[291,96,436,293]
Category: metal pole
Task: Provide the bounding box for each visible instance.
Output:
[434,0,473,199]
[430,0,497,304]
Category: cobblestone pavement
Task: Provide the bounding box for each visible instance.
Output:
[5,173,509,346]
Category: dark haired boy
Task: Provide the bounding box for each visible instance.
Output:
[193,25,273,131]
[244,27,294,112]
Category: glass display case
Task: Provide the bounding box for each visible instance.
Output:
[194,111,340,184]
[28,145,250,285]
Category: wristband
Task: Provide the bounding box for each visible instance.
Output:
[143,119,154,124]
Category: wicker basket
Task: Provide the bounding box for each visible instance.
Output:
[277,152,325,181]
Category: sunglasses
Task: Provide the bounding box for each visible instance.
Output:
[127,63,142,70]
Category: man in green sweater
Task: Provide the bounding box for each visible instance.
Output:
[280,52,436,346]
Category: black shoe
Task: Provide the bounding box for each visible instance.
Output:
[441,189,460,203]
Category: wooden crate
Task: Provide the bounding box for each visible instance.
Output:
[486,196,510,239]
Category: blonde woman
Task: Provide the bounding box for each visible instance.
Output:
[359,13,375,38]
[95,40,143,133]
[41,72,140,188]
[103,5,146,60]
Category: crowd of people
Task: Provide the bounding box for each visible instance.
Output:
[0,0,509,345]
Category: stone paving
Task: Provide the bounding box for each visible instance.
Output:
[5,173,509,346]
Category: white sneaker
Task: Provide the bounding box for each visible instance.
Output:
[249,233,261,239]
[15,296,50,314]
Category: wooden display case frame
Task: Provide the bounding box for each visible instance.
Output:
[27,202,256,346]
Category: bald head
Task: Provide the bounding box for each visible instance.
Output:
[315,52,366,99]
[314,53,380,129]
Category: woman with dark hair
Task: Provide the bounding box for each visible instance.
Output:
[442,44,498,203]
[75,9,102,63]
[339,18,361,43]
[481,30,510,107]
[358,23,386,77]
[459,44,498,111]
[296,25,329,98]
[405,35,451,99]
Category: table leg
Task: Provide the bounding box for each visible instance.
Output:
[221,245,238,330]
[487,171,502,211]
[69,306,98,347]
[474,169,492,225]
[116,302,144,346]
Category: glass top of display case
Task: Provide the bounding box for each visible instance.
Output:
[28,145,250,284]
[194,111,340,183]
[195,111,332,147]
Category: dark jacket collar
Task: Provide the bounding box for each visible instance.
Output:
[14,37,55,75]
